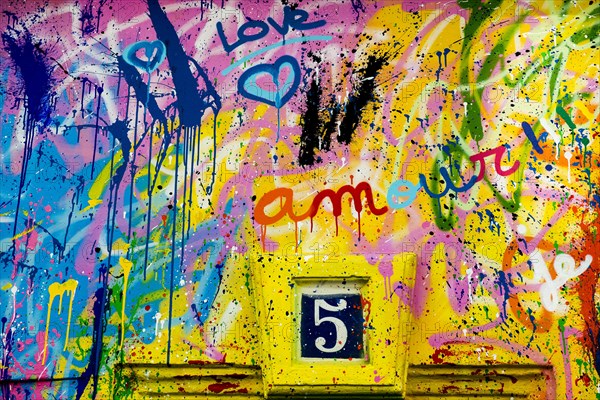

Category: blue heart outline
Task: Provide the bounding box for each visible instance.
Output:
[122,40,167,74]
[237,55,301,108]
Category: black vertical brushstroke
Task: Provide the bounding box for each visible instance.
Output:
[298,78,323,166]
[322,97,341,152]
[96,0,109,33]
[337,54,388,144]
[297,55,388,166]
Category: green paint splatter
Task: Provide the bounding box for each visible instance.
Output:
[557,106,576,130]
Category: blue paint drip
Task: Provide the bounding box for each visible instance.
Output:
[166,127,181,365]
[443,48,450,66]
[3,29,56,240]
[484,209,501,235]
[75,287,105,400]
[350,0,366,18]
[435,50,442,81]
[496,271,514,322]
[522,121,544,154]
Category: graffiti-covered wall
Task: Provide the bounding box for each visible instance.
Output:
[0,0,598,399]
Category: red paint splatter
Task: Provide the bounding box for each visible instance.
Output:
[440,385,459,394]
[187,360,209,365]
[575,373,592,387]
[360,295,371,323]
[573,189,600,376]
[431,347,455,364]
[207,382,239,393]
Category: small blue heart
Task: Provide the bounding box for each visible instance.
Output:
[237,55,300,108]
[122,40,166,73]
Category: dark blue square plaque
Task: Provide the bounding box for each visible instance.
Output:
[300,293,364,359]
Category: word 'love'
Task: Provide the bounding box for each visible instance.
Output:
[216,6,326,53]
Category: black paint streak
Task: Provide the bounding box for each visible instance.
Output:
[322,97,341,152]
[337,54,388,145]
[298,78,322,167]
[297,54,388,166]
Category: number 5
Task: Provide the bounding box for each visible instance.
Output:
[314,299,348,353]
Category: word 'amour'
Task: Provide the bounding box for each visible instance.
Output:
[255,145,520,241]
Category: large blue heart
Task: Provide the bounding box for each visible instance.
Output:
[122,40,166,73]
[237,55,300,108]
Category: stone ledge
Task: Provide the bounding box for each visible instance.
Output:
[405,364,553,399]
[125,363,263,399]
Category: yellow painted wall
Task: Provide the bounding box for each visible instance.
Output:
[0,0,598,399]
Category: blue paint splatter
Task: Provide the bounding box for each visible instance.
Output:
[2,28,55,127]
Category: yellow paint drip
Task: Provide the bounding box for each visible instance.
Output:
[119,257,133,349]
[87,152,123,202]
[112,238,131,254]
[80,199,103,213]
[1,283,12,291]
[11,225,36,241]
[42,279,78,363]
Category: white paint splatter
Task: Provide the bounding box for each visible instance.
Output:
[533,252,593,312]
[540,118,561,159]
[466,268,473,303]
[564,150,572,183]
[153,312,163,338]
